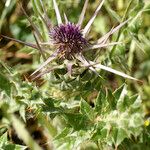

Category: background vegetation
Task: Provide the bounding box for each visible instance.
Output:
[0,0,150,149]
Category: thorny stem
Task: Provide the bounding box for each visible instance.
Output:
[110,0,133,58]
[33,31,46,60]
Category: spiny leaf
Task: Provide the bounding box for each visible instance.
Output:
[113,84,125,100]
[64,113,89,131]
[0,132,7,147]
[20,5,43,41]
[54,128,72,140]
[0,73,11,96]
[107,89,116,110]
[95,90,105,114]
[80,99,95,121]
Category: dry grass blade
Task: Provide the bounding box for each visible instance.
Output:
[78,0,89,27]
[53,0,62,25]
[33,32,46,60]
[39,14,51,32]
[20,5,43,41]
[39,0,52,31]
[30,50,58,77]
[39,0,50,20]
[36,8,51,33]
[83,0,105,37]
[1,35,38,49]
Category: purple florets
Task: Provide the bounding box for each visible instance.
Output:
[50,23,88,59]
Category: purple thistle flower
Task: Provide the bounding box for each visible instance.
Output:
[50,23,88,59]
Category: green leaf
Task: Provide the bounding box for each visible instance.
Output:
[107,90,116,110]
[31,0,41,16]
[19,105,26,122]
[115,128,128,146]
[0,132,7,147]
[37,112,57,137]
[0,73,11,96]
[80,99,95,121]
[91,122,107,141]
[113,84,125,100]
[3,144,27,150]
[83,81,93,91]
[0,133,27,150]
[54,128,72,140]
[43,98,55,108]
[131,95,142,109]
[116,85,128,112]
[64,113,89,130]
[95,90,105,114]
[133,114,143,127]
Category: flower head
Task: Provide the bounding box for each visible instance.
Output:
[50,23,88,59]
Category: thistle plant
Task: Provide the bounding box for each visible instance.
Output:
[1,0,139,82]
[1,0,149,150]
